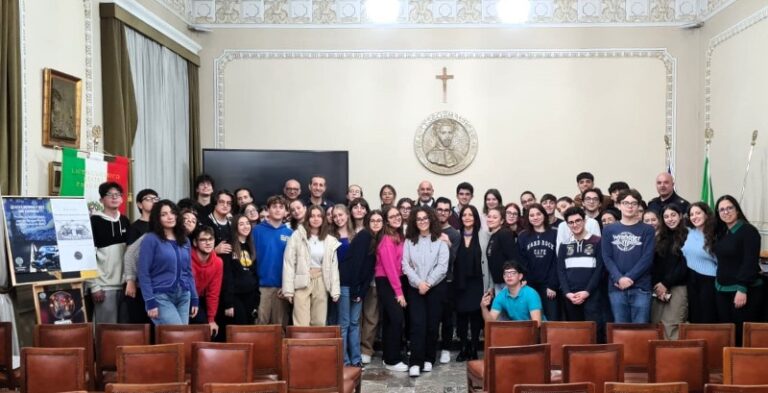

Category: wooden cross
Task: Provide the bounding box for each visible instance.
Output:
[435,67,454,103]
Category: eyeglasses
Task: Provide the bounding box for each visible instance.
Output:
[415,216,430,223]
[399,207,411,212]
[142,196,159,202]
[621,201,639,207]
[584,197,600,203]
[566,218,584,226]
[217,200,232,206]
[284,187,299,192]
[435,208,451,214]
[506,212,519,217]
[197,237,214,243]
[105,192,123,199]
[718,205,736,214]
[503,270,519,277]
[369,218,383,224]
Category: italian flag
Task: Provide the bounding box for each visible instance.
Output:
[60,147,130,214]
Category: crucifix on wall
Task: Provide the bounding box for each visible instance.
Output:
[435,67,454,103]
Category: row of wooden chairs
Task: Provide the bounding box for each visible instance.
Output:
[475,342,768,393]
[21,337,358,393]
[510,382,768,393]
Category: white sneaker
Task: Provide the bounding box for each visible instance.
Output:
[439,350,450,364]
[423,361,433,372]
[409,365,420,377]
[361,354,371,364]
[385,362,409,372]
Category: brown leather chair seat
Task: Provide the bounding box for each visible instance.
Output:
[723,347,768,385]
[96,323,151,389]
[21,347,86,393]
[227,325,283,381]
[467,320,539,392]
[192,342,254,393]
[34,323,94,390]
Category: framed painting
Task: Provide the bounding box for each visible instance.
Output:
[42,68,82,148]
[48,161,62,196]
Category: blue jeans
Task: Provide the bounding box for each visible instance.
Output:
[338,286,363,365]
[608,287,651,323]
[153,286,191,325]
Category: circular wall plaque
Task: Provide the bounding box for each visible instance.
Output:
[414,111,478,175]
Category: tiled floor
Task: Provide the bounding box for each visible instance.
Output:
[361,350,469,393]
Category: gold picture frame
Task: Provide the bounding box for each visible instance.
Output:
[42,68,82,148]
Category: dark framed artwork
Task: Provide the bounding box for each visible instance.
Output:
[42,68,82,148]
[33,283,87,324]
[48,161,62,196]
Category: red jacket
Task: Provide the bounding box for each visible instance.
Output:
[191,250,223,323]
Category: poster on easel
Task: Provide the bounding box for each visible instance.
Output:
[33,282,87,324]
[1,196,98,286]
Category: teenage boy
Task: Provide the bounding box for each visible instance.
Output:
[480,262,542,324]
[200,190,234,257]
[555,197,602,254]
[253,195,293,325]
[647,172,690,214]
[449,182,473,229]
[581,188,604,220]
[607,181,630,207]
[602,189,655,323]
[573,172,594,207]
[434,197,460,363]
[540,193,561,226]
[89,182,130,323]
[305,175,333,210]
[519,191,536,211]
[557,207,606,341]
[126,188,158,245]
[193,174,216,218]
[190,226,223,338]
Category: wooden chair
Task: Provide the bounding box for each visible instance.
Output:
[20,347,86,393]
[204,381,288,393]
[723,347,768,385]
[605,382,688,393]
[743,323,768,348]
[227,325,283,381]
[678,323,735,373]
[467,320,539,392]
[105,382,188,393]
[513,382,595,393]
[541,321,597,369]
[116,343,185,384]
[95,323,151,388]
[649,340,707,393]
[704,384,768,393]
[155,324,211,374]
[34,323,94,390]
[563,344,624,393]
[284,326,340,339]
[281,338,360,393]
[0,321,15,389]
[486,344,551,393]
[606,323,663,372]
[192,342,254,393]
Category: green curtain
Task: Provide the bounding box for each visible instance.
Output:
[0,0,22,195]
[188,61,200,196]
[100,17,137,158]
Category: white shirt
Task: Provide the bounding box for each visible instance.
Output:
[555,217,601,255]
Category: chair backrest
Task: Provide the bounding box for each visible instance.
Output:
[227,325,283,378]
[96,324,151,387]
[116,343,185,384]
[192,342,254,393]
[281,338,343,393]
[155,324,211,373]
[743,323,768,348]
[649,339,707,393]
[704,384,768,393]
[723,347,768,385]
[284,326,340,339]
[513,383,595,393]
[203,382,288,393]
[541,321,596,369]
[105,382,189,393]
[678,323,735,373]
[605,382,689,393]
[486,344,551,393]
[606,323,664,372]
[563,344,624,393]
[34,323,94,389]
[21,347,86,393]
[0,321,14,388]
[484,321,539,350]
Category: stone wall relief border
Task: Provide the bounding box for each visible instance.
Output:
[213,48,677,170]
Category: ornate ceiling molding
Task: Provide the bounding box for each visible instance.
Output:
[154,0,734,27]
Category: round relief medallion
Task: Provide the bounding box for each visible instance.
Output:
[414,112,478,175]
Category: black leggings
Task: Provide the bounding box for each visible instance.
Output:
[376,276,406,366]
[456,310,482,349]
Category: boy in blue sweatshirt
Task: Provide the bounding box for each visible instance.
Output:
[601,189,656,323]
[253,195,293,325]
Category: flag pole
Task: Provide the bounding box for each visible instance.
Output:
[664,134,672,174]
[739,130,759,204]
[702,128,714,209]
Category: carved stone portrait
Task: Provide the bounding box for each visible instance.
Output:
[414,112,478,175]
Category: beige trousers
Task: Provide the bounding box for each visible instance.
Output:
[292,270,328,326]
[651,285,689,340]
[360,284,379,356]
[257,287,290,326]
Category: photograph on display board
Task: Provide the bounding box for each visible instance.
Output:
[35,286,87,324]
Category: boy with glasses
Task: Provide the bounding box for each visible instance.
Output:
[89,182,130,323]
[126,188,158,245]
[434,197,460,363]
[602,189,655,323]
[191,226,223,338]
[200,190,235,257]
[480,262,542,324]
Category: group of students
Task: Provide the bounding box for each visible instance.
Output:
[85,170,765,378]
